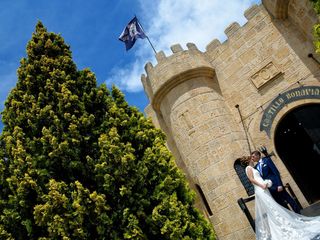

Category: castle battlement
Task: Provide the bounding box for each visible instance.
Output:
[142,4,268,112]
[205,4,267,57]
[142,42,214,111]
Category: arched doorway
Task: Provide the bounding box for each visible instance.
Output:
[275,103,320,204]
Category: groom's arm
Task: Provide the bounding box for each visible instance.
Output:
[265,157,284,187]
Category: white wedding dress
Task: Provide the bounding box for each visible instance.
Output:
[246,166,320,240]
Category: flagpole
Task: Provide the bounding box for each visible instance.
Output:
[146,36,157,55]
[135,15,157,55]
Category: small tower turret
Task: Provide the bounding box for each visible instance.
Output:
[142,43,249,238]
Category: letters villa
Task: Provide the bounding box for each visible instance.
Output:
[141,0,320,239]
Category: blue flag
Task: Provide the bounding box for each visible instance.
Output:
[119,16,146,51]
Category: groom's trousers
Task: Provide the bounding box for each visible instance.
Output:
[270,189,301,213]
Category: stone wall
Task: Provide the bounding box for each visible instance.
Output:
[141,0,319,239]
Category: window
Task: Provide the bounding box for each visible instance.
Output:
[195,184,213,216]
[234,159,254,196]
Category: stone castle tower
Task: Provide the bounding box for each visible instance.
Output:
[141,0,320,239]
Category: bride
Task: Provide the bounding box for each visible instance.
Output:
[241,156,320,239]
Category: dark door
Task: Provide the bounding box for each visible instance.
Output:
[274,104,320,204]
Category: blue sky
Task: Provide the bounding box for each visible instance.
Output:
[0,0,260,132]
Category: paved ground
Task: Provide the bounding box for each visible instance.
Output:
[301,201,320,217]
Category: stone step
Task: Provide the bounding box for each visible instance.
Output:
[301,201,320,217]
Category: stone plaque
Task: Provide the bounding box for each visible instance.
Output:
[251,62,281,89]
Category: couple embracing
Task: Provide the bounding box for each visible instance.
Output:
[242,150,320,239]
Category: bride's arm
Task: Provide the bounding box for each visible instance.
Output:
[246,167,267,189]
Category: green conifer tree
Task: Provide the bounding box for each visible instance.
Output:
[310,0,320,53]
[0,22,215,239]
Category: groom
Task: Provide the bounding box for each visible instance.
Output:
[251,150,301,213]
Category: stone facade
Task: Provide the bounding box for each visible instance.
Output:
[142,0,320,239]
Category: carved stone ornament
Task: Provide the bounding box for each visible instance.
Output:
[250,61,281,89]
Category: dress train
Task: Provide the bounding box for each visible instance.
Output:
[246,166,320,240]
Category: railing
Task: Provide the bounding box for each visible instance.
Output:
[285,183,303,210]
[237,183,302,232]
[237,196,255,231]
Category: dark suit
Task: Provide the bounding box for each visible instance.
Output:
[256,156,301,213]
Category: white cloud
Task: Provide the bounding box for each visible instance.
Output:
[107,0,260,93]
[108,58,147,92]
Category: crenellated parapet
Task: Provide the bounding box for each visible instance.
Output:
[142,43,215,111]
[142,4,267,112]
[205,4,264,55]
[141,0,314,114]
